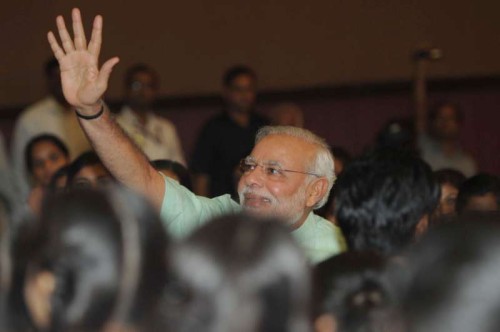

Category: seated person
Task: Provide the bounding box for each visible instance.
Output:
[46,8,345,264]
[456,173,500,214]
[335,149,440,256]
[147,214,310,332]
[432,168,466,220]
[66,151,114,189]
[24,134,70,214]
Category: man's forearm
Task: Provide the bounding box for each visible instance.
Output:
[77,103,165,209]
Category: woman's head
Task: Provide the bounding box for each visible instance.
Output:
[151,214,311,332]
[17,186,169,332]
[66,151,113,189]
[25,134,70,187]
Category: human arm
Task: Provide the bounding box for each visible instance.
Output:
[47,8,164,209]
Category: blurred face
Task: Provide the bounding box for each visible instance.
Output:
[237,135,321,228]
[224,74,257,113]
[438,183,459,216]
[30,141,69,187]
[72,164,113,189]
[432,105,461,140]
[126,71,158,110]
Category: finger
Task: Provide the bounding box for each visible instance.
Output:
[47,31,66,61]
[88,15,103,59]
[96,57,120,91]
[72,8,87,50]
[56,15,75,53]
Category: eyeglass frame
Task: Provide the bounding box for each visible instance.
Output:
[239,156,322,179]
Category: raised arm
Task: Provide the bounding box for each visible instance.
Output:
[47,8,165,209]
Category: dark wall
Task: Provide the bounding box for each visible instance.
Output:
[1,0,500,107]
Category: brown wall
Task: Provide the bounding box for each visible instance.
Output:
[1,0,500,107]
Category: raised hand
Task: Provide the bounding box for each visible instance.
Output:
[47,8,119,115]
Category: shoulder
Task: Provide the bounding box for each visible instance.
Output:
[18,97,59,122]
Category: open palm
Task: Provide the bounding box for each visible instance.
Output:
[47,8,119,113]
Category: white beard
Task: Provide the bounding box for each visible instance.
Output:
[238,185,307,227]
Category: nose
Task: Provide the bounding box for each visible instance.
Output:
[241,164,265,188]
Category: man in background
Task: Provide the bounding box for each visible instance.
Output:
[116,64,185,164]
[190,65,268,198]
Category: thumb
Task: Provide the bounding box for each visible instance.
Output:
[96,57,120,91]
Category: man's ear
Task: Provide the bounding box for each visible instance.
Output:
[306,177,329,208]
[415,214,429,239]
[314,313,337,332]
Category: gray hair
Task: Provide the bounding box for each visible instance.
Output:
[255,126,335,209]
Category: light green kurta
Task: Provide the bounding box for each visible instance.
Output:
[160,176,346,264]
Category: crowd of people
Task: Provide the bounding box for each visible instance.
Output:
[0,7,499,332]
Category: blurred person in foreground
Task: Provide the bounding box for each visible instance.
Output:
[400,215,500,332]
[10,187,169,332]
[147,214,311,332]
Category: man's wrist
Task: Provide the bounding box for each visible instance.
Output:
[75,101,105,120]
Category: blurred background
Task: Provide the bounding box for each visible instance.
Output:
[1,0,499,172]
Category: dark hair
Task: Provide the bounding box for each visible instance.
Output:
[375,118,417,153]
[149,214,310,332]
[428,101,464,123]
[47,165,71,194]
[24,134,69,174]
[335,149,440,255]
[331,146,352,170]
[434,168,466,188]
[400,217,500,332]
[66,151,108,185]
[222,65,257,87]
[44,57,59,77]
[456,173,500,214]
[151,159,192,190]
[14,186,169,331]
[313,251,395,332]
[124,63,159,89]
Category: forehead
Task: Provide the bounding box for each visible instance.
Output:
[250,135,316,167]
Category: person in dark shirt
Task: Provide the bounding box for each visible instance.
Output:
[190,65,268,198]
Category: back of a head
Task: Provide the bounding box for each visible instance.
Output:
[152,214,311,332]
[16,186,168,331]
[313,251,394,332]
[401,216,500,332]
[375,118,416,153]
[335,149,440,255]
[456,173,500,214]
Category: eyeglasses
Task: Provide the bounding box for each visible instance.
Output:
[239,157,322,180]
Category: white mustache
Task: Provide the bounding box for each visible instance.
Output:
[239,186,277,206]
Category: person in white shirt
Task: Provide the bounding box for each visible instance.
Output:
[115,64,185,164]
[10,58,91,198]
